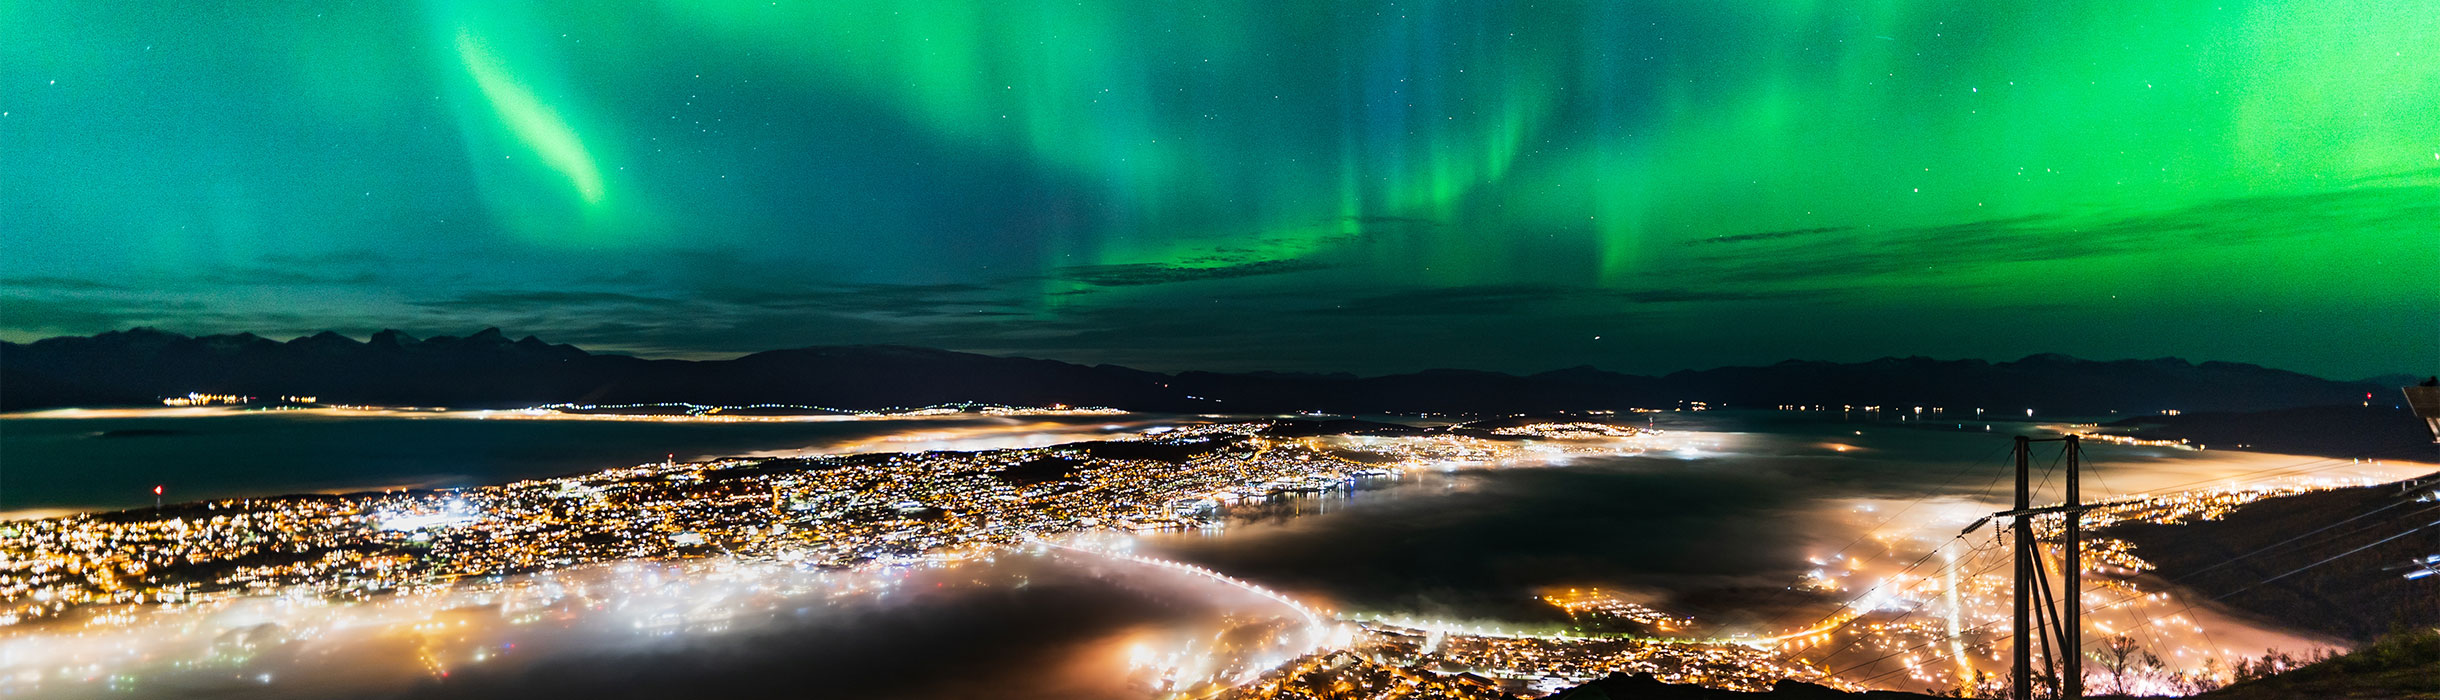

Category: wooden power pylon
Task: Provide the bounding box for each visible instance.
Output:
[1992,435,2090,700]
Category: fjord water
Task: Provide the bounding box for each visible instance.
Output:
[0,409,1179,514]
[5,408,2429,698]
[1136,411,2432,632]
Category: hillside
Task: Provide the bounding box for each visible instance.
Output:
[2203,627,2440,700]
[2105,477,2440,642]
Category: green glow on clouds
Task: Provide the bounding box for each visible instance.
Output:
[0,0,2430,376]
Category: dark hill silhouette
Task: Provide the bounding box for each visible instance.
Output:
[2105,475,2440,643]
[0,328,2407,415]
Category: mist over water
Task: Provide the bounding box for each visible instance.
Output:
[1138,460,1835,626]
[1135,414,1989,620]
[1137,412,2429,645]
[4,409,2428,697]
[5,550,1314,700]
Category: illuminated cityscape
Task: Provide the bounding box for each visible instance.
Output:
[3,406,2425,698]
[0,418,1650,628]
[3,0,2433,696]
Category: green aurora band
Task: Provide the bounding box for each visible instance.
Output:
[1,0,2433,376]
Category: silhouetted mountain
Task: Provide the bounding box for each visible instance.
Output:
[2,327,600,409]
[0,328,2409,415]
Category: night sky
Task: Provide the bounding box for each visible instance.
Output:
[3,1,2433,377]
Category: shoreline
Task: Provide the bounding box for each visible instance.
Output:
[6,412,2427,696]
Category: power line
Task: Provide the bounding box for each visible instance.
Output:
[1801,534,2008,665]
[2175,501,2440,581]
[2080,465,2180,662]
[2216,516,2440,599]
[2144,500,2440,657]
[1755,438,2018,630]
[1833,494,2440,688]
[1810,442,2437,691]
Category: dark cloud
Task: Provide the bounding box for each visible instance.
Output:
[414,291,691,311]
[0,276,129,291]
[416,281,1030,321]
[1056,258,1329,287]
[1306,285,1582,316]
[190,266,383,287]
[706,282,1032,320]
[1307,284,1831,317]
[1682,226,1853,246]
[1608,287,1829,304]
[256,249,394,267]
[573,269,660,286]
[1679,185,2439,285]
[0,295,203,332]
[2343,164,2440,186]
[4,184,2426,377]
[2,0,2432,382]
[1045,216,1430,289]
[372,279,1065,359]
[1324,214,1439,229]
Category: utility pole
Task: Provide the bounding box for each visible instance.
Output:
[2063,435,2082,700]
[2002,436,2085,700]
[2012,435,2032,700]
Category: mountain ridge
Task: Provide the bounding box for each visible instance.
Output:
[0,327,2412,415]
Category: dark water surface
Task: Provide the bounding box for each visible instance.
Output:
[1132,411,2242,630]
[3,410,2417,698]
[0,410,1174,512]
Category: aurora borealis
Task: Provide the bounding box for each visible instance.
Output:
[2,1,2433,377]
